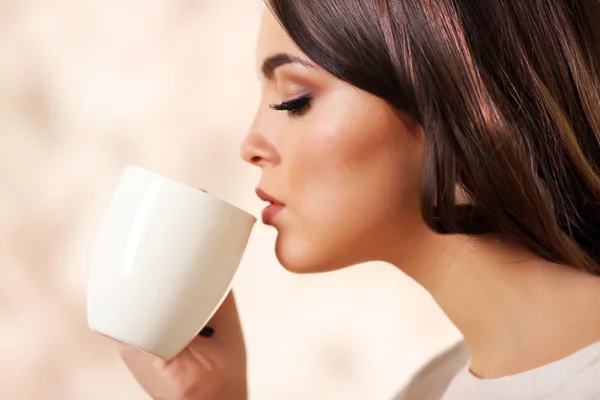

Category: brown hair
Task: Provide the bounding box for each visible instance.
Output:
[267,0,600,274]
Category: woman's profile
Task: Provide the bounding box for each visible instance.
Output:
[119,1,600,399]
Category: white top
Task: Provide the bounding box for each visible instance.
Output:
[394,340,600,400]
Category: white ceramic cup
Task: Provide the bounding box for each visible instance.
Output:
[87,165,256,360]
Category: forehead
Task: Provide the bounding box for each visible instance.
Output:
[256,9,304,67]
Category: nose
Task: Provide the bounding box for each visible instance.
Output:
[240,120,280,167]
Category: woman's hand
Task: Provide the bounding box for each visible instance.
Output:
[119,292,247,400]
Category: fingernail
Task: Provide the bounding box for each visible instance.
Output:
[199,326,214,338]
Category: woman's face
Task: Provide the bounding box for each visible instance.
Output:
[241,10,429,273]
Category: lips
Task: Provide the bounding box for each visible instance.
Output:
[256,188,285,224]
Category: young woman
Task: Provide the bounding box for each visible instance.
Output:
[119,1,600,398]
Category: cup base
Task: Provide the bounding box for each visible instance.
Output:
[90,326,177,360]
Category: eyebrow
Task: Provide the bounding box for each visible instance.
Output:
[261,53,316,78]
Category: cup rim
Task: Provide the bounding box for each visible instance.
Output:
[123,164,257,222]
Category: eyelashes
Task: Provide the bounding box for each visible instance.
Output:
[269,94,312,117]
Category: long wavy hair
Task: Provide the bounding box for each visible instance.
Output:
[267,0,600,274]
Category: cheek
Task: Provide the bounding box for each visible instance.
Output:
[283,106,421,244]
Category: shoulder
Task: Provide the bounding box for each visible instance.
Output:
[392,340,469,400]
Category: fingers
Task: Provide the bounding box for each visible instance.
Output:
[206,291,240,331]
[119,343,165,368]
[195,291,245,349]
[182,293,245,373]
[119,344,170,394]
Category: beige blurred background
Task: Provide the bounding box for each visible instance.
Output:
[0,0,461,399]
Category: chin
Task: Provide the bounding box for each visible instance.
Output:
[273,234,359,274]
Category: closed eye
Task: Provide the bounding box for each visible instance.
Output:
[270,94,312,117]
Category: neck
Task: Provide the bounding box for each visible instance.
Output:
[387,231,600,378]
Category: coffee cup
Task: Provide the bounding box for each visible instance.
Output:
[87,165,256,359]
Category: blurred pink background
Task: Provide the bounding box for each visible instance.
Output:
[0,1,461,399]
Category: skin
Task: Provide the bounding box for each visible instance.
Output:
[241,10,600,378]
[119,293,247,399]
[121,9,600,400]
[241,11,429,275]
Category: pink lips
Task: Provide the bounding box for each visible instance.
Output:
[256,188,285,225]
